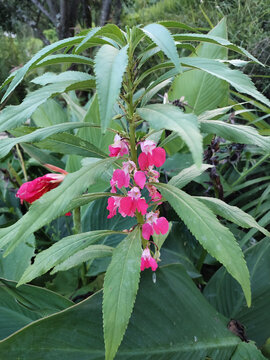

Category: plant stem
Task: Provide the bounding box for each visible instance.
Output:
[16,144,28,181]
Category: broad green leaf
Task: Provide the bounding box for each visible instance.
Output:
[31,71,94,86]
[21,143,65,169]
[103,227,141,360]
[0,158,114,255]
[173,33,262,65]
[18,230,119,286]
[156,183,251,306]
[196,196,270,237]
[141,78,173,107]
[52,244,114,274]
[0,123,108,159]
[0,265,240,359]
[231,342,267,360]
[0,279,73,340]
[169,164,213,188]
[0,80,94,132]
[32,98,68,127]
[0,236,35,282]
[158,20,199,33]
[137,104,202,167]
[75,27,102,53]
[35,54,94,68]
[94,44,128,132]
[204,239,270,347]
[11,126,108,159]
[200,120,270,151]
[169,18,229,115]
[142,23,181,71]
[180,57,270,107]
[1,36,85,101]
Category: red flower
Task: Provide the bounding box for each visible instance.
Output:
[16,164,67,204]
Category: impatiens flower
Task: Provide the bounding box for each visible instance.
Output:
[138,140,166,170]
[16,164,67,204]
[120,187,148,217]
[107,196,122,219]
[110,169,130,193]
[142,211,169,240]
[146,185,163,203]
[140,247,158,271]
[109,134,129,158]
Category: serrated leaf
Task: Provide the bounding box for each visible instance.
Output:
[169,18,229,115]
[137,104,202,167]
[18,230,119,286]
[36,54,94,68]
[31,71,94,86]
[0,123,108,159]
[196,196,270,237]
[174,33,262,65]
[103,227,141,360]
[181,57,270,107]
[1,36,85,101]
[52,244,114,274]
[32,98,68,127]
[155,183,251,306]
[21,143,65,169]
[231,342,267,360]
[95,44,128,133]
[0,158,114,255]
[142,23,181,71]
[200,119,270,151]
[169,164,213,188]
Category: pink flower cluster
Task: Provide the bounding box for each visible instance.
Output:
[107,135,169,272]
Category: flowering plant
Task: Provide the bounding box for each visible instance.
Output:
[0,18,269,360]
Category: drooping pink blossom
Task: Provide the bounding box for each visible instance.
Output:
[109,134,129,158]
[122,160,136,174]
[140,247,158,271]
[138,140,166,170]
[142,211,169,240]
[110,169,130,193]
[16,169,66,204]
[106,196,122,218]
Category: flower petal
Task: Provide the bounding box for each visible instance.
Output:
[134,171,146,189]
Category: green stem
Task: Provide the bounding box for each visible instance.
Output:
[231,154,269,187]
[16,144,28,181]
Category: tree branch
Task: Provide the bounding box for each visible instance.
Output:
[100,0,112,26]
[30,0,57,26]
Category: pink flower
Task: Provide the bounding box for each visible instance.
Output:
[119,187,148,217]
[16,164,67,204]
[142,211,169,240]
[138,140,166,170]
[134,171,146,189]
[140,247,158,271]
[110,169,130,193]
[109,134,129,158]
[107,196,122,218]
[146,185,162,203]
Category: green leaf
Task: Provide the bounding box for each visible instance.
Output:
[200,120,270,151]
[0,236,35,282]
[0,278,73,340]
[0,79,94,132]
[0,265,240,359]
[103,227,141,360]
[75,27,102,53]
[142,23,181,71]
[1,36,85,101]
[32,98,68,127]
[31,71,94,86]
[52,244,114,274]
[18,230,119,286]
[204,239,270,347]
[35,54,94,68]
[231,342,267,360]
[169,164,213,188]
[156,183,251,306]
[0,158,114,255]
[158,20,200,33]
[180,57,270,107]
[137,104,202,167]
[173,33,262,65]
[0,123,108,159]
[169,18,229,115]
[196,196,270,237]
[21,143,65,169]
[94,44,129,133]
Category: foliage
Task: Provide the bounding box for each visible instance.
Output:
[0,17,269,360]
